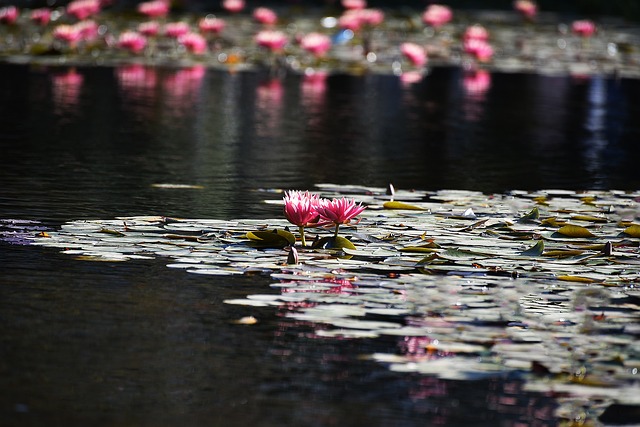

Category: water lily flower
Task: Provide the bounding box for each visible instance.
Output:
[75,20,98,41]
[422,4,452,28]
[66,0,101,20]
[117,31,147,53]
[30,8,51,26]
[138,20,160,36]
[253,7,277,25]
[164,22,190,38]
[300,32,332,57]
[199,16,225,34]
[53,24,82,45]
[513,0,537,20]
[222,0,245,14]
[283,190,321,246]
[316,197,365,238]
[400,42,427,67]
[463,24,489,42]
[0,6,19,24]
[464,38,494,62]
[255,30,288,52]
[137,0,169,18]
[178,32,207,54]
[342,0,366,10]
[572,20,596,38]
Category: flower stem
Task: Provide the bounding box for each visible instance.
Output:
[299,225,306,247]
[333,224,340,238]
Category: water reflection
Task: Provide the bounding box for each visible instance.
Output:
[51,67,83,116]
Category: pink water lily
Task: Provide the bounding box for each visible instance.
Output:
[316,197,365,237]
[283,190,321,246]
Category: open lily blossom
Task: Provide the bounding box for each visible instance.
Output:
[138,20,160,36]
[222,0,244,14]
[255,30,288,52]
[342,0,366,10]
[117,31,147,53]
[300,32,332,57]
[400,42,427,67]
[316,197,366,237]
[178,32,207,54]
[464,24,489,42]
[0,5,19,24]
[66,0,101,20]
[422,4,453,28]
[514,0,537,20]
[137,0,169,18]
[283,190,321,246]
[572,19,596,38]
[199,16,225,34]
[253,7,277,25]
[30,8,51,26]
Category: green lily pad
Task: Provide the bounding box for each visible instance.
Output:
[383,201,425,210]
[246,229,295,248]
[557,225,596,238]
[311,236,356,250]
[521,240,544,256]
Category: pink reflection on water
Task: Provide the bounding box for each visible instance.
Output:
[255,78,284,137]
[462,69,491,122]
[115,64,158,119]
[51,68,83,114]
[162,65,206,116]
[301,69,327,112]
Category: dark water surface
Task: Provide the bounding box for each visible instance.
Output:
[1,62,639,426]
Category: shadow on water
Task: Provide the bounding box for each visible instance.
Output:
[0,62,639,425]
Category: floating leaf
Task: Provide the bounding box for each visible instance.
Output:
[556,275,598,283]
[383,201,425,210]
[543,249,586,258]
[571,214,608,223]
[99,228,125,237]
[541,217,565,227]
[557,225,596,238]
[623,225,640,238]
[246,229,295,248]
[519,206,540,222]
[521,240,544,256]
[312,236,356,250]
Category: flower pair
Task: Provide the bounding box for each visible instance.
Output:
[283,190,366,246]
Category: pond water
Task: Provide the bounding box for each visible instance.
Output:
[1,61,640,426]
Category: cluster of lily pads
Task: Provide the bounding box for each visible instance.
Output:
[1,0,638,79]
[25,184,640,424]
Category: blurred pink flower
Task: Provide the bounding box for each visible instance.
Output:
[66,0,101,20]
[463,24,489,42]
[253,7,277,25]
[138,20,160,36]
[359,8,384,26]
[316,197,366,237]
[178,32,207,54]
[222,0,245,13]
[0,6,19,24]
[199,16,225,34]
[422,4,452,28]
[283,190,321,246]
[400,42,427,67]
[572,20,596,38]
[117,31,147,53]
[338,8,383,31]
[75,20,98,41]
[164,21,190,38]
[513,0,537,20]
[30,8,51,26]
[464,38,494,62]
[300,32,332,57]
[342,0,366,9]
[53,24,82,44]
[255,30,288,51]
[137,0,169,18]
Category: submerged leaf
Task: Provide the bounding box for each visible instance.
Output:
[557,225,596,238]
